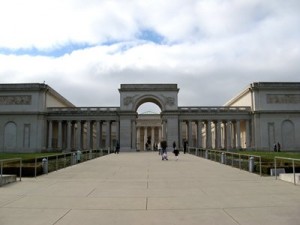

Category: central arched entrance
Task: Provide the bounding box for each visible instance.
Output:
[118,84,179,151]
[137,102,162,151]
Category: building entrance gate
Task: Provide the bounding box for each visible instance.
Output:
[118,84,180,151]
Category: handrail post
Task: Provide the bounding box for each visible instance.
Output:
[34,157,37,178]
[19,159,22,181]
[259,156,262,176]
[56,155,58,171]
[293,160,296,185]
[47,156,49,174]
[0,161,3,181]
[275,158,277,180]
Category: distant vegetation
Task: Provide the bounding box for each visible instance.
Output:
[0,153,58,160]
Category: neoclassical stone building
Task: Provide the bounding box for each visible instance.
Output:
[0,82,299,153]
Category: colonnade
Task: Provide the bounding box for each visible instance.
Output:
[136,126,162,151]
[47,118,252,151]
[180,119,251,150]
[47,120,118,151]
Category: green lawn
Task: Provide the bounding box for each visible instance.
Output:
[1,151,300,161]
[238,151,300,161]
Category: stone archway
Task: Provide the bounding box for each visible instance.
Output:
[134,95,163,112]
[119,84,179,111]
[4,121,17,151]
[118,84,179,151]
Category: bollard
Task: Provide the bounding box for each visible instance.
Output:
[205,150,208,159]
[221,152,226,164]
[89,150,92,160]
[76,150,82,163]
[249,156,254,172]
[42,158,48,174]
[71,153,76,165]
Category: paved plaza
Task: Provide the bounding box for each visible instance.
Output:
[0,152,300,225]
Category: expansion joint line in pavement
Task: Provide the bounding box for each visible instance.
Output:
[147,168,149,189]
[146,168,149,210]
[222,208,241,225]
[86,188,96,197]
[53,209,72,225]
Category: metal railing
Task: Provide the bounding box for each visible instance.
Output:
[34,149,111,177]
[188,147,262,176]
[274,157,300,185]
[0,149,111,182]
[0,158,22,186]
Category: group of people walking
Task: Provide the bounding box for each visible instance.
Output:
[273,142,281,152]
[158,140,180,161]
[114,139,187,161]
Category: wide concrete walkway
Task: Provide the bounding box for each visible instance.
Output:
[0,152,300,225]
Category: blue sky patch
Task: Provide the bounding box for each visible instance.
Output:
[137,29,164,44]
[0,42,93,57]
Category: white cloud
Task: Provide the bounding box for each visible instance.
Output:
[0,0,299,109]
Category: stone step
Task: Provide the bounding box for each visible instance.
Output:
[0,174,17,186]
[279,173,300,184]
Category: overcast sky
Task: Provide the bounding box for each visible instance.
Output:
[0,0,299,113]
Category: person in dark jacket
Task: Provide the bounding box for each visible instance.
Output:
[183,140,188,154]
[115,141,120,154]
[173,141,179,160]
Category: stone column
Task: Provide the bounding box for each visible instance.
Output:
[131,120,136,150]
[86,120,91,150]
[232,121,237,149]
[144,127,148,150]
[48,120,53,149]
[137,127,141,151]
[158,126,162,141]
[96,121,100,149]
[226,121,231,150]
[72,122,76,149]
[216,120,222,149]
[213,121,217,149]
[246,120,251,149]
[106,120,111,150]
[178,120,182,148]
[76,121,82,150]
[162,120,167,139]
[197,120,203,148]
[236,120,241,149]
[151,127,155,150]
[115,120,120,142]
[90,121,95,149]
[206,120,212,149]
[188,120,193,147]
[57,120,62,149]
[67,121,72,151]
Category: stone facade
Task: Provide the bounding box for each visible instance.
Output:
[225,82,300,151]
[0,83,74,152]
[0,82,299,153]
